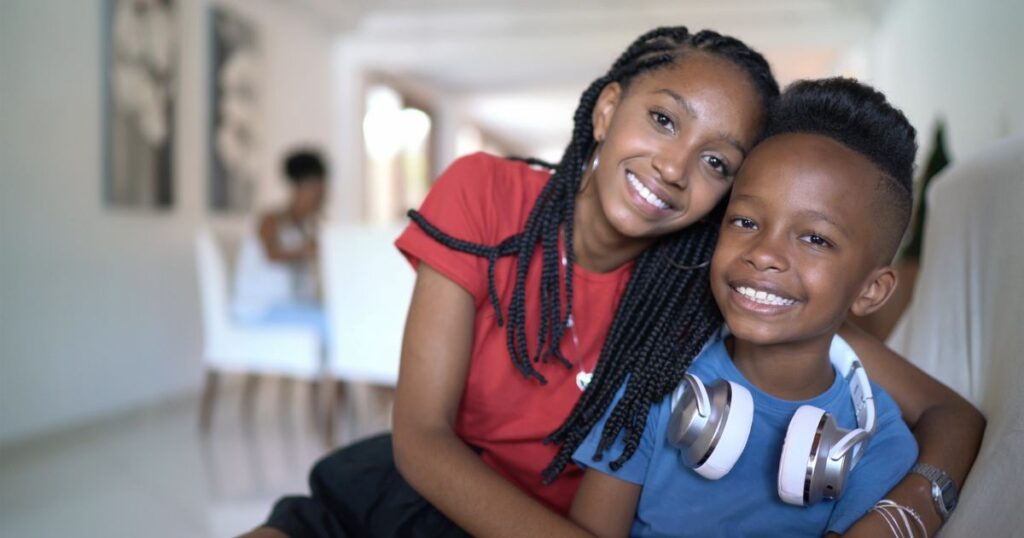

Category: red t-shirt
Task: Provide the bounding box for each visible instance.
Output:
[395,153,633,515]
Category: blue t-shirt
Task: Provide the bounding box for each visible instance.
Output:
[573,339,917,537]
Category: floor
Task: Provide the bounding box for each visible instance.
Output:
[0,378,394,538]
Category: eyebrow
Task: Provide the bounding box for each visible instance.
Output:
[654,88,748,157]
[655,89,697,118]
[794,209,851,238]
[731,196,850,238]
[732,193,763,206]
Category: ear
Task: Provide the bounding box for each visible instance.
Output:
[591,82,622,142]
[849,265,898,317]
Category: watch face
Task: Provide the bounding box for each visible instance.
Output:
[932,483,946,513]
[940,482,958,511]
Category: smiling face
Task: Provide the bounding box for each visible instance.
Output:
[585,52,764,244]
[710,132,897,350]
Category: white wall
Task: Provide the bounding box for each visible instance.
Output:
[219,0,337,211]
[0,0,336,445]
[865,0,1024,161]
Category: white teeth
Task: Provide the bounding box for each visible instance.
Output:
[735,286,796,306]
[627,172,670,210]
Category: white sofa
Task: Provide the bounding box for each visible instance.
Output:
[887,132,1024,536]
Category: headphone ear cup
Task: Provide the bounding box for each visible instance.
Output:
[693,380,753,480]
[778,405,831,506]
[668,378,754,480]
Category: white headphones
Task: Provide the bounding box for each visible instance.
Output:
[666,335,876,506]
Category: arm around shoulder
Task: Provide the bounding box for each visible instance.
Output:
[837,321,985,535]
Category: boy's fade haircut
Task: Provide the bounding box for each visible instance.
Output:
[284,149,328,183]
[765,77,917,262]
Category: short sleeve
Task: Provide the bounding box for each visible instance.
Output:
[395,153,499,305]
[826,388,919,534]
[572,381,663,485]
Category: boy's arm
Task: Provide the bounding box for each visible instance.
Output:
[570,469,642,538]
[838,321,985,535]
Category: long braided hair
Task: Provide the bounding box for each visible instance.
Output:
[407,26,779,481]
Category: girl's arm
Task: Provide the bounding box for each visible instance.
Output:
[570,470,641,538]
[837,321,985,536]
[392,263,592,538]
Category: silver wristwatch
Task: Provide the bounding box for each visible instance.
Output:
[910,462,959,522]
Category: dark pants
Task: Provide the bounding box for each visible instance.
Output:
[265,434,469,538]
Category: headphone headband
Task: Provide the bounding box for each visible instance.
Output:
[828,335,876,464]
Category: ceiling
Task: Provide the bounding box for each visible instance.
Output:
[285,0,894,157]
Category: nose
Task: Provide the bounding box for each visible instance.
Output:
[743,231,789,273]
[652,150,689,189]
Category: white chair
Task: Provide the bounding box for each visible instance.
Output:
[887,132,1024,536]
[319,223,415,443]
[194,228,324,432]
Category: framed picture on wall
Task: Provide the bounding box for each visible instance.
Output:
[208,6,261,212]
[103,0,178,209]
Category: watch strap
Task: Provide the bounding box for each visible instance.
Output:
[910,462,959,521]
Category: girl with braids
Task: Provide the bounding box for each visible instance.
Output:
[246,26,983,538]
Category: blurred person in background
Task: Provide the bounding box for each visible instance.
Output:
[232,149,327,336]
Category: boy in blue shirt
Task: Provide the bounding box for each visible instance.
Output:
[570,78,919,537]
